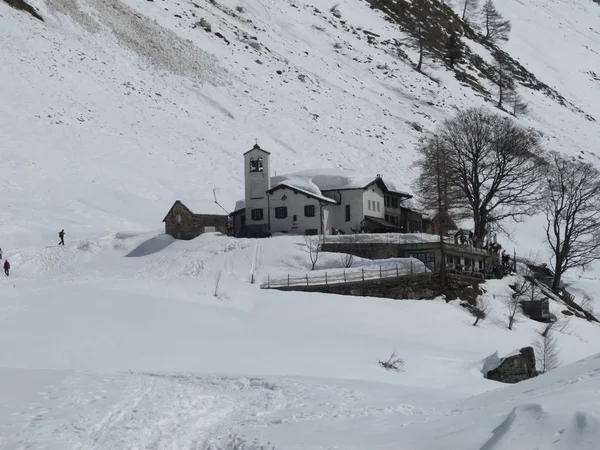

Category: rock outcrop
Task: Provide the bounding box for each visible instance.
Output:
[484,347,538,384]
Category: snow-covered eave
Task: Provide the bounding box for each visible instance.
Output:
[268,183,339,204]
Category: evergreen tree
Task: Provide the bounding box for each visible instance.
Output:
[481,0,511,42]
[493,52,514,109]
[460,0,479,23]
[444,32,464,68]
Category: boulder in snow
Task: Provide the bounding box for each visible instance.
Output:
[483,347,538,384]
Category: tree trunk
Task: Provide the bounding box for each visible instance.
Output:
[551,258,563,293]
[416,22,423,72]
[474,215,487,248]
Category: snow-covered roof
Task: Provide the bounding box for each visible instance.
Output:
[268,183,338,204]
[173,200,230,216]
[234,199,245,212]
[270,169,411,198]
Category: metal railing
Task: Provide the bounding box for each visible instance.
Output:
[261,262,429,289]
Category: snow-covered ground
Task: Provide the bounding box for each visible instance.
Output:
[2,0,600,447]
[1,232,600,448]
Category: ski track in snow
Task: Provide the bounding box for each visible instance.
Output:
[2,371,425,449]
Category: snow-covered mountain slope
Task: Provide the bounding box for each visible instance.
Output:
[1,0,599,255]
[3,0,600,447]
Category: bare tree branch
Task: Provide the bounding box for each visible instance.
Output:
[543,151,600,292]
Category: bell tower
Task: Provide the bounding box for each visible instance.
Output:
[243,143,271,227]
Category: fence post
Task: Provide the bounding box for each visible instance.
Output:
[306,274,309,286]
[410,261,413,274]
[380,265,382,279]
[396,264,399,277]
[325,272,328,285]
[343,269,346,283]
[362,268,365,281]
[268,275,270,289]
[288,274,290,287]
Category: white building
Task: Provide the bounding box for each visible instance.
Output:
[231,144,416,237]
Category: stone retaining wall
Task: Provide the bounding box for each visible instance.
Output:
[275,272,482,302]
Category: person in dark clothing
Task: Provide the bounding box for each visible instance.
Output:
[3,259,9,276]
[59,229,65,246]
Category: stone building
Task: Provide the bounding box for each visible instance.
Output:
[163,200,228,240]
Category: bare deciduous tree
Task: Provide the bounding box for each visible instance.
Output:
[460,0,479,23]
[413,135,464,289]
[481,0,511,42]
[543,151,600,293]
[378,352,405,372]
[506,277,535,330]
[303,235,323,271]
[438,108,546,248]
[533,328,560,373]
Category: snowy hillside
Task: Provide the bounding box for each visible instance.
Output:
[3,0,600,448]
[1,0,600,255]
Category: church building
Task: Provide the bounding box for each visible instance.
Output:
[231,143,416,237]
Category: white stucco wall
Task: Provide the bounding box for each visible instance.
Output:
[268,187,325,234]
[362,184,385,219]
[322,189,365,233]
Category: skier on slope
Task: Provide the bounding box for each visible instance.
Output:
[0,247,3,260]
[3,259,9,276]
[58,229,65,246]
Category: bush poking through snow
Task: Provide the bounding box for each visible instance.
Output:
[378,352,404,372]
[471,297,490,326]
[214,269,223,297]
[330,3,342,19]
[339,252,354,269]
[198,18,212,32]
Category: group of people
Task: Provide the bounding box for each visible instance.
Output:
[2,229,66,277]
[454,229,475,246]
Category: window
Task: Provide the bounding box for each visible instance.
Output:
[377,202,381,212]
[345,205,351,222]
[391,197,399,208]
[251,209,263,221]
[304,205,315,217]
[368,200,371,211]
[249,156,264,172]
[293,215,297,222]
[275,206,287,219]
[385,195,390,207]
[410,251,436,271]
[305,229,318,236]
